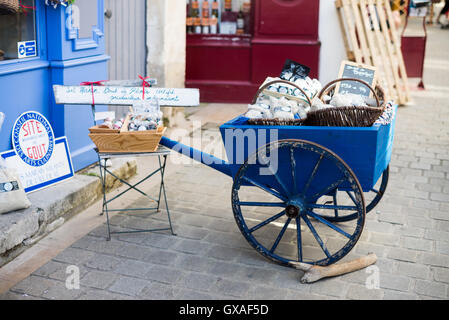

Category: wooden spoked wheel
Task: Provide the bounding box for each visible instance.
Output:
[231,139,366,267]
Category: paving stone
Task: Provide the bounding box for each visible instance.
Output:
[247,285,291,300]
[53,247,95,265]
[10,275,57,297]
[33,260,67,278]
[0,291,42,300]
[175,225,210,240]
[139,281,182,300]
[395,261,430,280]
[77,288,133,300]
[424,230,449,242]
[41,281,85,300]
[142,249,179,266]
[433,267,449,284]
[205,245,239,261]
[345,284,383,300]
[181,272,221,291]
[436,241,449,255]
[396,226,425,238]
[387,248,418,263]
[114,243,155,261]
[175,288,221,300]
[81,270,118,290]
[176,254,214,273]
[379,273,411,292]
[382,289,419,300]
[172,239,210,255]
[430,193,449,202]
[369,233,400,247]
[145,265,186,284]
[108,276,149,297]
[83,253,122,271]
[414,280,448,299]
[309,279,348,298]
[113,259,153,279]
[211,278,251,298]
[401,237,434,252]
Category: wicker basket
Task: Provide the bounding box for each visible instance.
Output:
[88,115,166,153]
[304,78,385,127]
[0,0,19,14]
[247,79,312,126]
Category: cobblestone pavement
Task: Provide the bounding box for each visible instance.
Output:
[1,26,449,301]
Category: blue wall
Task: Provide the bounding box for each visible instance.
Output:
[0,0,108,171]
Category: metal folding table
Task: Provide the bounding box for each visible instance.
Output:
[96,146,175,240]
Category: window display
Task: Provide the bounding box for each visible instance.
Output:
[0,0,37,61]
[186,0,251,36]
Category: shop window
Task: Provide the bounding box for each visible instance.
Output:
[0,0,37,61]
[66,0,103,50]
[186,0,252,36]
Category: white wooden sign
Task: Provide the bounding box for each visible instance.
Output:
[53,85,200,107]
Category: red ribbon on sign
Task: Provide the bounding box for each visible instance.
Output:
[138,75,152,100]
[80,80,107,105]
[19,1,36,15]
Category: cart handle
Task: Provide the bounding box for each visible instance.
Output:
[251,79,313,106]
[317,78,382,109]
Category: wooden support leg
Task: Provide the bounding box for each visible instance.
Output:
[289,253,378,284]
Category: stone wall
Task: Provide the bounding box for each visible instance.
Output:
[147,0,187,127]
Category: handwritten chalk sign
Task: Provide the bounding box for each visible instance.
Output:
[335,61,377,97]
[53,85,200,107]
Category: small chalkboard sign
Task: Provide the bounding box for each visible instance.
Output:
[335,61,377,97]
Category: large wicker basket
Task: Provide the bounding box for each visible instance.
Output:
[304,78,385,127]
[0,0,19,14]
[247,79,312,126]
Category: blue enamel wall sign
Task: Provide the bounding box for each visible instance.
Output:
[12,111,55,167]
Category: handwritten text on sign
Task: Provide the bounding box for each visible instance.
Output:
[53,85,200,106]
[336,61,377,97]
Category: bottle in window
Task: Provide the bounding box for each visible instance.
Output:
[210,0,219,34]
[242,0,251,14]
[186,1,193,34]
[191,0,202,34]
[202,0,210,34]
[237,8,244,35]
[224,0,232,12]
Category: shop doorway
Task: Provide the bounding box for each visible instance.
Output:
[104,0,147,116]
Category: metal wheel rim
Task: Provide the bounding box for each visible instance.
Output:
[231,139,366,267]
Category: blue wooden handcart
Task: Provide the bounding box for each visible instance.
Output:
[161,83,396,267]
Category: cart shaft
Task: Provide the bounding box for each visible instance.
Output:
[160,136,232,177]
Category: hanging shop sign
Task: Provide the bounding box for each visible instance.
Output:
[2,111,74,193]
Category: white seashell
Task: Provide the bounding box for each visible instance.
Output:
[245,109,263,119]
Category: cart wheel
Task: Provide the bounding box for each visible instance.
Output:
[232,139,366,267]
[320,166,389,223]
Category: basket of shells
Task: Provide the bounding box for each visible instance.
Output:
[304,78,386,127]
[88,111,166,153]
[245,79,317,126]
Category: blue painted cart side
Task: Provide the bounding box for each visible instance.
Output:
[219,108,396,192]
